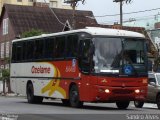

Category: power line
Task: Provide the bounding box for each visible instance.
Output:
[95,7,160,17]
[43,0,70,29]
[100,14,160,24]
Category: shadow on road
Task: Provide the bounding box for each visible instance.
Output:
[20,100,136,111]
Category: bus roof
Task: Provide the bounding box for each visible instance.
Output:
[12,27,145,42]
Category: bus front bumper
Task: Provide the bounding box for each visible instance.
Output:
[90,85,147,102]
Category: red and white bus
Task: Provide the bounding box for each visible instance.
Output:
[10,27,148,109]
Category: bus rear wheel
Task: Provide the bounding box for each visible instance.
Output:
[116,101,130,109]
[27,83,43,104]
[69,85,83,108]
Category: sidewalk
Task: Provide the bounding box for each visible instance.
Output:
[0,93,23,97]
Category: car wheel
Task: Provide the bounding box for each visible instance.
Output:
[116,101,130,109]
[69,85,83,108]
[134,101,144,108]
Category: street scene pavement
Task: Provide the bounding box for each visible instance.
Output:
[0,96,160,120]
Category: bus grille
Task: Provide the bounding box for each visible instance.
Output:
[112,89,133,94]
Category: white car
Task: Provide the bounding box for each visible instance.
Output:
[134,72,160,109]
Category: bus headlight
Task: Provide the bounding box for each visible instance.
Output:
[105,89,110,93]
[135,89,140,94]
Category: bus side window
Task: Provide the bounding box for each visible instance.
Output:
[66,35,78,58]
[34,39,44,60]
[12,43,17,62]
[44,38,54,59]
[16,42,23,62]
[22,41,27,61]
[26,41,34,61]
[54,36,65,59]
[79,39,91,73]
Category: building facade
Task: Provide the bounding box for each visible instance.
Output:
[0,0,71,13]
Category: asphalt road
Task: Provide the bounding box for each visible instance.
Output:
[0,96,160,120]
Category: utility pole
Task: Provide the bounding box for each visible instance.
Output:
[113,0,125,26]
[64,0,85,29]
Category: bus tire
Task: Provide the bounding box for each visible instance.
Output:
[27,83,43,104]
[62,99,70,106]
[69,85,83,108]
[156,94,160,109]
[134,101,144,108]
[116,101,130,109]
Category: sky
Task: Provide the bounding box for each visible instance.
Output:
[77,0,160,26]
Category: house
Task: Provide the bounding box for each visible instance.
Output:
[0,0,72,14]
[0,4,97,69]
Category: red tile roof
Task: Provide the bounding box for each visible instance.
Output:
[2,4,97,35]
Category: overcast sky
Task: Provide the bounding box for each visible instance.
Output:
[77,0,160,25]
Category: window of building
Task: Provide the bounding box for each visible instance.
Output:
[5,64,9,69]
[28,0,33,2]
[1,65,4,69]
[6,42,10,58]
[1,43,4,59]
[50,1,57,8]
[3,18,8,35]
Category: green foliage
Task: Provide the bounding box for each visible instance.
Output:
[22,29,45,38]
[0,69,10,81]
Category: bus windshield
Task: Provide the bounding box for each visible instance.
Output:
[92,37,147,75]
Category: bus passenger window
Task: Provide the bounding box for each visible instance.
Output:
[22,42,27,61]
[12,43,17,62]
[16,42,23,62]
[44,38,54,59]
[34,39,44,60]
[79,39,91,73]
[26,41,34,60]
[66,35,78,58]
[54,37,65,59]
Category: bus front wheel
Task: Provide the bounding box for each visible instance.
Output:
[134,101,144,108]
[116,101,130,109]
[69,85,83,108]
[27,83,43,104]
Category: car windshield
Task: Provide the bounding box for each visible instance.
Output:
[156,74,160,85]
[92,37,147,75]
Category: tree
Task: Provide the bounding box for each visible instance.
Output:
[22,29,46,38]
[1,69,10,94]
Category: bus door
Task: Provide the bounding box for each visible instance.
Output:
[78,39,92,101]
